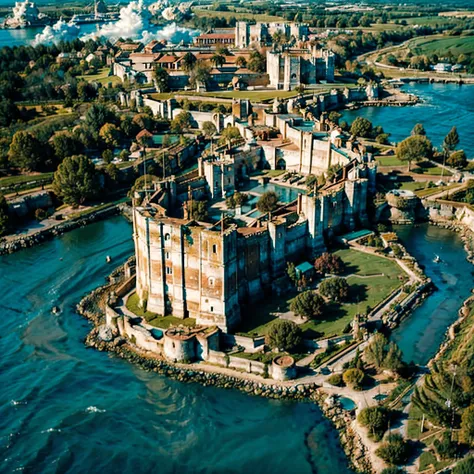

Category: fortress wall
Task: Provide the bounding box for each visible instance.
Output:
[228,355,252,372]
[123,317,162,354]
[222,333,265,352]
[207,349,229,366]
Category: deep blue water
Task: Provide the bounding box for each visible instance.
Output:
[343,83,474,155]
[392,224,474,365]
[0,216,353,474]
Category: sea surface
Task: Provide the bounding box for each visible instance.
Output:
[0,217,353,474]
[343,83,474,154]
[392,224,474,365]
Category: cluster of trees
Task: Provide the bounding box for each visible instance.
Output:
[376,434,411,465]
[364,333,404,373]
[358,406,391,441]
[314,252,345,275]
[350,117,390,144]
[256,190,279,214]
[226,192,248,210]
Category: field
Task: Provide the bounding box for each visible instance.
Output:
[78,67,122,86]
[238,249,405,340]
[406,34,474,58]
[0,172,53,190]
[192,7,283,22]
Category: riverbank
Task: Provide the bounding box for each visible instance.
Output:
[0,202,132,256]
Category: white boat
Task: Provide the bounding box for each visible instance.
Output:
[106,255,112,263]
[433,255,441,263]
[52,306,60,314]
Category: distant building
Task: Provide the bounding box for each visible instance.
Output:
[433,63,452,73]
[235,21,309,48]
[266,47,335,90]
[194,32,235,46]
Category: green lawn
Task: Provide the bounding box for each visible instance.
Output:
[0,172,53,189]
[418,451,451,472]
[151,90,299,102]
[415,183,462,198]
[192,7,283,22]
[409,34,474,58]
[411,161,452,176]
[301,249,406,338]
[238,248,406,340]
[126,292,196,329]
[376,155,405,167]
[78,67,122,86]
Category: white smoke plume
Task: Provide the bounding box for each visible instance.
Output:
[84,0,151,41]
[33,19,80,46]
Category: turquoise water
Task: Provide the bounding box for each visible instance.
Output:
[244,181,304,204]
[343,83,474,153]
[338,397,356,411]
[392,224,474,365]
[0,216,353,474]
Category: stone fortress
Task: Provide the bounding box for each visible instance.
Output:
[131,99,376,334]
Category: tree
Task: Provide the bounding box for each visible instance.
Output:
[235,56,247,68]
[265,320,303,352]
[328,373,345,387]
[52,155,99,206]
[256,191,279,213]
[376,434,410,465]
[443,126,460,154]
[350,117,373,138]
[211,53,226,68]
[314,253,345,275]
[343,368,365,389]
[181,52,197,72]
[383,342,404,371]
[247,49,266,73]
[290,291,325,320]
[133,113,154,131]
[219,126,241,146]
[328,111,342,124]
[102,149,114,163]
[8,131,43,171]
[52,132,82,162]
[447,150,467,169]
[153,66,170,93]
[189,62,211,88]
[358,406,389,441]
[104,163,119,190]
[460,405,474,446]
[171,111,192,133]
[396,135,433,171]
[287,262,298,286]
[187,200,208,221]
[411,123,426,136]
[202,121,217,138]
[453,457,474,474]
[319,277,350,302]
[99,123,121,148]
[365,333,389,368]
[434,432,457,460]
[84,103,116,133]
[0,193,9,236]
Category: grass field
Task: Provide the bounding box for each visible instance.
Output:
[411,161,451,176]
[0,172,53,189]
[126,292,196,329]
[409,34,474,57]
[376,155,405,167]
[238,248,406,339]
[192,7,283,22]
[78,67,122,86]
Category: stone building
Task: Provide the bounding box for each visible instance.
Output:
[133,158,374,332]
[266,47,335,90]
[235,21,309,48]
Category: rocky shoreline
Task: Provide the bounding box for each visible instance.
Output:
[76,268,373,474]
[0,203,131,256]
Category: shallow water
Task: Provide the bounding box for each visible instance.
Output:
[342,83,474,153]
[0,216,353,474]
[392,224,474,365]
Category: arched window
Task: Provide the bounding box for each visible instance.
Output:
[212,244,217,254]
[164,233,171,241]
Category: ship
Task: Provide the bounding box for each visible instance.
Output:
[70,0,119,25]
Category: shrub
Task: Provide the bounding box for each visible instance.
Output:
[35,208,48,221]
[265,320,302,352]
[376,434,410,465]
[343,368,365,389]
[256,191,279,213]
[358,406,389,441]
[290,291,325,320]
[319,277,350,302]
[434,432,457,460]
[328,373,345,387]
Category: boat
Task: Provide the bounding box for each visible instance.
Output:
[433,255,441,263]
[106,255,112,263]
[52,306,60,314]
